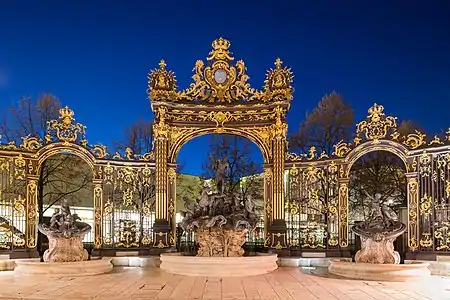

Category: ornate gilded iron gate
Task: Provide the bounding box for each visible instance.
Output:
[286,162,340,250]
[0,107,158,254]
[412,151,450,252]
[1,38,450,257]
[146,38,293,250]
[0,155,27,250]
[1,38,294,254]
[99,163,156,249]
[285,104,450,256]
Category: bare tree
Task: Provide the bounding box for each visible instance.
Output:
[202,135,263,203]
[288,92,353,222]
[0,94,93,252]
[397,120,425,136]
[0,94,61,143]
[348,151,407,222]
[285,92,353,248]
[289,91,354,155]
[41,155,93,212]
[114,118,153,156]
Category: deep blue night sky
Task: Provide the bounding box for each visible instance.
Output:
[1,1,450,175]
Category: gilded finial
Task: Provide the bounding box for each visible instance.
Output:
[59,106,74,119]
[208,37,234,61]
[367,103,385,122]
[274,58,283,69]
[212,37,231,51]
[159,59,167,70]
[368,103,384,115]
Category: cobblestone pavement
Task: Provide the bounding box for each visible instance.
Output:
[0,267,449,300]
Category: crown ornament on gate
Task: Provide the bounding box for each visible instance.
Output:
[331,103,431,159]
[148,37,294,104]
[45,106,87,146]
[356,103,397,141]
[59,106,75,126]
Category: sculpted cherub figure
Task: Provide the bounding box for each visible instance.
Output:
[49,208,62,229]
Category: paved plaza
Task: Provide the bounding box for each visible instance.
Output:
[0,267,449,300]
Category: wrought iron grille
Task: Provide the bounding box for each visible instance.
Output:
[286,163,339,249]
[0,157,27,250]
[101,164,156,249]
[417,152,450,251]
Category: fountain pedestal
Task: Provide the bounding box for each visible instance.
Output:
[43,235,89,262]
[14,201,112,276]
[328,259,431,282]
[328,193,431,281]
[160,252,278,277]
[196,227,247,257]
[355,234,401,264]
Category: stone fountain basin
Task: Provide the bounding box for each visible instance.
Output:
[14,258,113,277]
[160,253,278,277]
[328,259,431,282]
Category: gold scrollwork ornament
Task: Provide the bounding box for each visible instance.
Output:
[356,103,397,141]
[148,38,293,103]
[46,106,87,145]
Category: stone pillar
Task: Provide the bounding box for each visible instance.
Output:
[338,179,349,248]
[406,174,419,252]
[267,136,287,250]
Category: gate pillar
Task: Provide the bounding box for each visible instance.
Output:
[152,114,172,248]
[26,176,38,254]
[267,115,288,250]
[406,173,419,252]
[338,179,349,248]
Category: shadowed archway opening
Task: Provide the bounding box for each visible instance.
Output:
[175,134,265,254]
[37,153,93,256]
[348,150,407,258]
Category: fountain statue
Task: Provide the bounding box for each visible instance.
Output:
[160,159,277,276]
[38,200,91,262]
[351,192,406,264]
[328,191,430,281]
[179,159,260,257]
[14,200,112,275]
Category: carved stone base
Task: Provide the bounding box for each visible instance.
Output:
[14,258,113,276]
[328,259,431,282]
[355,236,400,264]
[160,253,278,277]
[196,227,247,257]
[43,236,88,262]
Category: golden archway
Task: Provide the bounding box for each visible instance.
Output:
[344,140,409,177]
[35,142,96,176]
[169,127,271,164]
[147,38,294,249]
